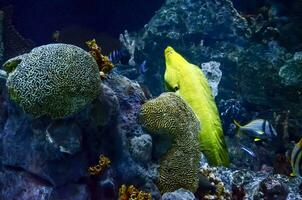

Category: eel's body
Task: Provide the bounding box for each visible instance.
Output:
[164,46,229,166]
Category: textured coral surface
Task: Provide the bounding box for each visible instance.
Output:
[4,43,101,118]
[140,92,201,193]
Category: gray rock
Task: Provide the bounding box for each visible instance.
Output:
[162,188,196,200]
[0,170,53,200]
[0,72,160,198]
[253,176,289,200]
[98,179,116,200]
[104,74,160,197]
[130,134,152,162]
[122,0,249,96]
[201,160,302,200]
[201,61,222,97]
[45,121,82,155]
[49,183,90,200]
[91,83,120,127]
[0,169,91,200]
[279,52,302,86]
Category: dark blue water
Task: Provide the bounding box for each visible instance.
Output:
[0,0,164,45]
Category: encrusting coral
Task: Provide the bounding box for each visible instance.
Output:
[164,46,230,167]
[86,39,114,78]
[88,155,111,176]
[139,92,201,194]
[118,184,152,200]
[198,165,231,200]
[3,43,101,118]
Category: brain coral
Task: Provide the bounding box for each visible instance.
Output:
[3,43,101,118]
[139,92,201,194]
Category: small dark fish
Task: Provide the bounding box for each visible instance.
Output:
[240,144,256,158]
[109,50,120,63]
[108,48,130,65]
[291,138,302,176]
[139,60,148,74]
[234,119,277,142]
[52,30,60,42]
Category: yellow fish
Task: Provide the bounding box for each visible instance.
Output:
[164,46,229,166]
[291,138,302,176]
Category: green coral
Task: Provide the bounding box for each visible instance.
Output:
[4,43,101,118]
[164,46,229,166]
[139,92,201,194]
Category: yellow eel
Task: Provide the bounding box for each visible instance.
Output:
[164,46,229,166]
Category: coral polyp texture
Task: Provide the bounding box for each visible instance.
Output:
[118,184,152,200]
[86,39,114,75]
[164,46,230,167]
[3,43,101,118]
[88,155,111,176]
[139,92,201,194]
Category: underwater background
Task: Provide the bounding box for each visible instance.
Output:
[1,0,302,199]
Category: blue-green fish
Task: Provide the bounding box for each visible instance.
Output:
[291,138,302,176]
[234,119,277,142]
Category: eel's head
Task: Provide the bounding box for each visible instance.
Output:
[164,46,186,92]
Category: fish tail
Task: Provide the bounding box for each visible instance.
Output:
[233,120,242,137]
[233,120,241,128]
[298,138,302,147]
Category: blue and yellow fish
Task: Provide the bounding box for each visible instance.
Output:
[291,138,302,176]
[234,119,277,142]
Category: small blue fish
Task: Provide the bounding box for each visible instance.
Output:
[234,119,277,142]
[109,50,120,63]
[139,60,148,74]
[240,144,256,158]
[108,49,130,65]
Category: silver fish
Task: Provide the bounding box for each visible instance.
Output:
[234,119,277,141]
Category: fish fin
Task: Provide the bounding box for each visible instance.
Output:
[254,138,261,142]
[298,138,302,147]
[290,172,296,177]
[233,120,242,128]
[256,130,265,135]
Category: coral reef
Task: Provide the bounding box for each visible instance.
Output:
[122,0,302,121]
[139,92,201,193]
[164,46,229,166]
[253,176,289,200]
[161,189,196,200]
[129,134,152,163]
[88,155,111,176]
[278,52,302,86]
[200,158,302,199]
[119,30,136,66]
[2,0,302,199]
[0,72,160,199]
[4,43,101,118]
[200,61,222,97]
[86,39,114,76]
[118,184,152,200]
[199,167,231,199]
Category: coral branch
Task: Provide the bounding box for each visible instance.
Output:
[118,184,152,200]
[88,155,111,176]
[86,39,114,78]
